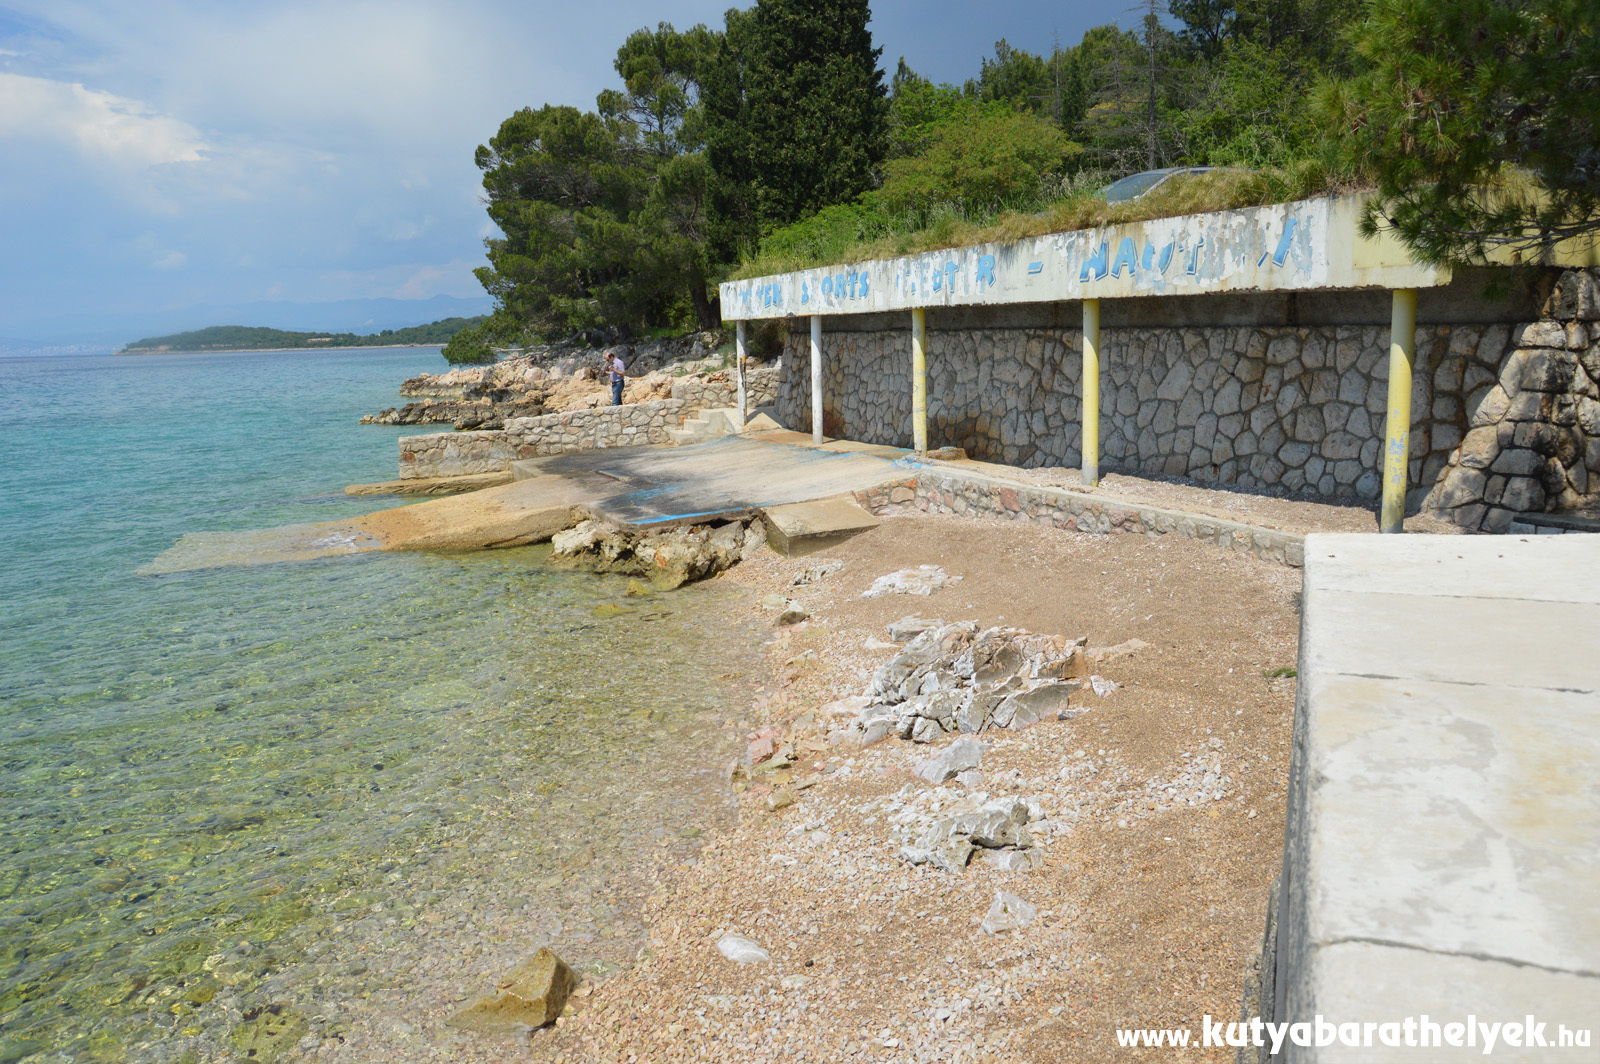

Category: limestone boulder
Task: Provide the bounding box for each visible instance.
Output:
[447,948,577,1034]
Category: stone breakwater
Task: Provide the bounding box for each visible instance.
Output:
[399,400,689,479]
[853,467,1308,566]
[775,271,1600,530]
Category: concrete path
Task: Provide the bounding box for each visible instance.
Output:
[1275,534,1600,1061]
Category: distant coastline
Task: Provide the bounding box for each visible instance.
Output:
[115,342,446,355]
[117,316,485,355]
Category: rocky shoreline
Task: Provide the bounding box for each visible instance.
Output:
[304,508,1301,1064]
[361,333,773,430]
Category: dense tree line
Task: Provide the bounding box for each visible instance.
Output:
[122,318,487,354]
[446,0,1598,362]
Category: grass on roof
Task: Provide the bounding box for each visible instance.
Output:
[729,163,1371,281]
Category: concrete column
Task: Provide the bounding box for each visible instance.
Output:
[810,314,824,445]
[1380,289,1418,533]
[1082,298,1101,486]
[911,308,928,453]
[734,320,748,430]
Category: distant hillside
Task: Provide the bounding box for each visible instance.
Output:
[119,317,489,353]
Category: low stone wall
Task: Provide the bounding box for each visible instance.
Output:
[773,269,1600,530]
[671,365,780,410]
[398,430,518,480]
[852,466,1306,567]
[399,399,689,478]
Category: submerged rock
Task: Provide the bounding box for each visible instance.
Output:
[447,947,578,1034]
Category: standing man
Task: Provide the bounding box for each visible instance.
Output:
[604,348,627,406]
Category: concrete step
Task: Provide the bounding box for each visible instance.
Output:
[668,407,745,446]
[666,420,718,445]
[762,494,881,555]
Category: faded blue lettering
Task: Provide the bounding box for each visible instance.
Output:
[858,273,869,298]
[976,254,996,287]
[1157,242,1175,274]
[1027,261,1044,275]
[821,276,833,296]
[1079,242,1110,282]
[1271,218,1299,267]
[1110,237,1139,278]
[1187,236,1207,275]
[943,261,959,292]
[1141,242,1154,271]
[848,271,859,298]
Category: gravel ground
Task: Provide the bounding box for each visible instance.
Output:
[487,512,1305,1063]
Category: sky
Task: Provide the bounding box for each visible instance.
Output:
[0,1,1114,349]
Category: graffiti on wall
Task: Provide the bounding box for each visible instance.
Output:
[720,195,1447,320]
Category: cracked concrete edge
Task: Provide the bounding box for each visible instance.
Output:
[1274,534,1600,1062]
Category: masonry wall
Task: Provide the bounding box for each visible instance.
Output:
[400,399,689,478]
[775,268,1600,530]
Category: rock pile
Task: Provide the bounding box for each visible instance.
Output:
[549,516,766,590]
[839,622,1087,746]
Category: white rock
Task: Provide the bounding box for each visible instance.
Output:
[862,566,962,598]
[1089,675,1119,697]
[913,738,989,784]
[979,890,1038,934]
[716,934,770,964]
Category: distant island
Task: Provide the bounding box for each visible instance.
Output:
[118,316,488,354]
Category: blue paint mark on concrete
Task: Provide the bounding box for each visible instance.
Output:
[1027,261,1044,275]
[1158,242,1175,274]
[1186,236,1207,276]
[1141,242,1154,271]
[976,254,996,286]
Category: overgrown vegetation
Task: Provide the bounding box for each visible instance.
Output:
[121,317,488,354]
[461,0,1598,349]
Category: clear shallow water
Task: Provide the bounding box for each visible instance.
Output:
[0,350,747,1062]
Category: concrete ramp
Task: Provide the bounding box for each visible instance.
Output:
[512,433,909,527]
[143,433,909,572]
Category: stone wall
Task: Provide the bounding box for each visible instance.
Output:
[774,270,1600,529]
[399,399,689,478]
[670,364,780,410]
[853,468,1306,567]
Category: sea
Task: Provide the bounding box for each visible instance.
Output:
[0,348,751,1062]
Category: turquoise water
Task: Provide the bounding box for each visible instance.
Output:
[0,350,745,1062]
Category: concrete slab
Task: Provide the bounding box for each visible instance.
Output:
[1276,533,1600,1061]
[512,434,909,527]
[763,495,880,556]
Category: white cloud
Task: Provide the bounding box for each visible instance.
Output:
[152,250,186,269]
[0,72,207,168]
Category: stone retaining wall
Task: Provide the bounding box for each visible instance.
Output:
[852,466,1306,567]
[775,269,1600,530]
[672,365,780,410]
[399,399,689,478]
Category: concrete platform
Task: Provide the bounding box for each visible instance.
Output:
[511,432,910,527]
[763,495,880,555]
[1274,534,1600,1061]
